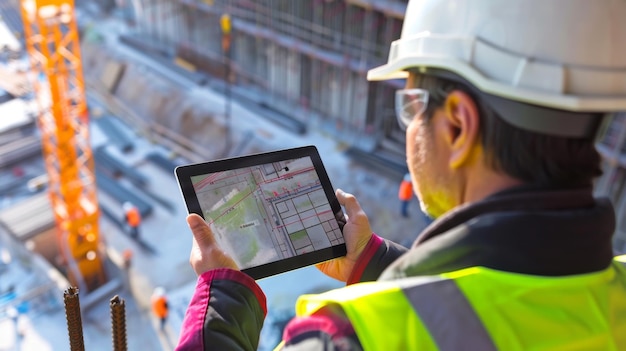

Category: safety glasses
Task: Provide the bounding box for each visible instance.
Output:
[395,88,429,130]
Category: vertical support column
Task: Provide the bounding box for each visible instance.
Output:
[63,287,85,351]
[220,13,232,156]
[110,295,128,351]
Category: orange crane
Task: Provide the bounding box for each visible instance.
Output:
[20,0,106,292]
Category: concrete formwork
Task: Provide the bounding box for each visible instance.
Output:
[82,40,229,161]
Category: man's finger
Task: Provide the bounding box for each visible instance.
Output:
[336,189,362,220]
[187,214,216,248]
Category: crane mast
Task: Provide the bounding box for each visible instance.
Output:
[20,0,105,292]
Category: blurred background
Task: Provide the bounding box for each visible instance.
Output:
[0,0,624,350]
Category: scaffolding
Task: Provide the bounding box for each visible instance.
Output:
[128,0,407,153]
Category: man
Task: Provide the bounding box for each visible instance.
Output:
[398,173,413,218]
[123,202,141,240]
[176,0,626,350]
[151,287,169,331]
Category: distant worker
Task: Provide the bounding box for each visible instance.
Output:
[151,287,169,331]
[122,249,133,269]
[122,248,134,291]
[398,173,413,218]
[123,202,141,240]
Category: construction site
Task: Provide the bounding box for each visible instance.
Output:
[1,0,626,350]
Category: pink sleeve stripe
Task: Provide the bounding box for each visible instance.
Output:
[282,313,355,344]
[203,268,268,316]
[175,272,212,350]
[175,269,267,350]
[346,234,383,285]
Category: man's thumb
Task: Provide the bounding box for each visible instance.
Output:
[187,214,215,247]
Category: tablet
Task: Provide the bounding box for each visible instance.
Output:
[175,145,346,280]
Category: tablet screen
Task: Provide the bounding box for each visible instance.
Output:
[176,146,346,279]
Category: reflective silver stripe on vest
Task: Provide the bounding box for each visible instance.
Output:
[403,279,497,351]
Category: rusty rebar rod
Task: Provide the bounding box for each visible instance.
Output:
[63,287,85,351]
[110,295,128,351]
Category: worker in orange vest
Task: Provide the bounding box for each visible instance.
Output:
[398,173,413,218]
[151,287,169,331]
[122,249,133,269]
[123,202,141,240]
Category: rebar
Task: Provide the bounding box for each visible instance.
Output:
[63,287,85,351]
[110,295,128,351]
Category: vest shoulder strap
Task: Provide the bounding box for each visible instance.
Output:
[297,275,497,351]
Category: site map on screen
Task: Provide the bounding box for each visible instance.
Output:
[190,156,345,270]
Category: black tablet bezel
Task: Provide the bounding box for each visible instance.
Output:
[175,145,346,280]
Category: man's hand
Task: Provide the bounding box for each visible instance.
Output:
[187,213,239,276]
[316,189,372,282]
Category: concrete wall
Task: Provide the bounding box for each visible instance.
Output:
[82,40,228,160]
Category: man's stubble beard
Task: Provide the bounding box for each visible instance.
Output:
[409,122,456,219]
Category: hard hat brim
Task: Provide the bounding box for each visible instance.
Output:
[371,63,605,138]
[367,56,626,115]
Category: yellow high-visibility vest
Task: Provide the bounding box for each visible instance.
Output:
[294,258,626,351]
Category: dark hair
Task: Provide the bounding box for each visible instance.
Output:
[409,71,602,188]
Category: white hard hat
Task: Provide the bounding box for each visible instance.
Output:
[368,0,626,120]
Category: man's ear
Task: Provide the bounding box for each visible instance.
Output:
[443,90,481,169]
